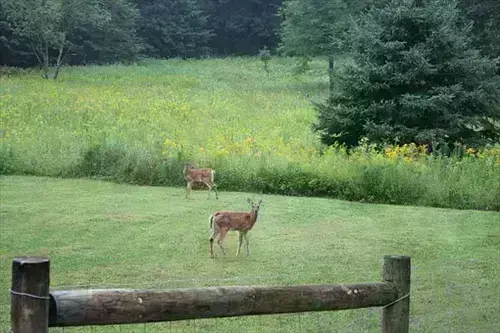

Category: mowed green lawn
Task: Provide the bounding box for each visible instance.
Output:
[1,176,499,332]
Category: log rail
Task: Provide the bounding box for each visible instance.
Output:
[10,255,411,333]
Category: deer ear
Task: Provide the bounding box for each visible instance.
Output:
[247,198,253,204]
[258,199,263,205]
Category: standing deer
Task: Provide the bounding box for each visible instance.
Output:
[209,198,262,258]
[183,163,219,199]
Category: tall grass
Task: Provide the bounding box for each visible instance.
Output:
[1,57,499,210]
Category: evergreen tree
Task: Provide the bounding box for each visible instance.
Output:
[279,0,376,88]
[134,0,211,59]
[459,0,500,61]
[0,1,37,67]
[202,0,283,56]
[314,0,500,150]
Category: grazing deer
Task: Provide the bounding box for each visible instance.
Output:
[183,163,219,199]
[209,198,262,258]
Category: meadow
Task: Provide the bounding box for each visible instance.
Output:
[1,57,499,211]
[1,175,499,332]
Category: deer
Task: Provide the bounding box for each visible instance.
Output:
[183,163,219,199]
[209,198,262,258]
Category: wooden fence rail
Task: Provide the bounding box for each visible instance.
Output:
[10,255,411,333]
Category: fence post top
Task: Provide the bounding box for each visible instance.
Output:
[383,255,411,261]
[13,257,50,265]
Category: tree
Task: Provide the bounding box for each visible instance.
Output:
[314,0,500,150]
[459,0,500,61]
[134,0,211,59]
[258,46,271,72]
[0,1,38,67]
[279,0,374,89]
[202,0,283,56]
[3,0,108,78]
[69,0,142,65]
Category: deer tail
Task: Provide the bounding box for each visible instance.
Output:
[211,169,215,183]
[209,214,214,229]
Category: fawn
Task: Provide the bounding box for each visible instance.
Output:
[183,163,218,199]
[209,198,262,258]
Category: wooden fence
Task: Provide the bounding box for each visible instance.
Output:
[10,255,411,333]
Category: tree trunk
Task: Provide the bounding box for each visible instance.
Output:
[43,40,50,79]
[328,56,335,94]
[54,47,64,80]
[53,34,68,80]
[54,63,62,80]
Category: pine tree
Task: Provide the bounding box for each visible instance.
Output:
[314,0,500,150]
[459,0,500,61]
[279,0,379,89]
[202,0,283,56]
[135,0,211,59]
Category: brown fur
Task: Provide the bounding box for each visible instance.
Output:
[183,163,218,199]
[209,198,262,258]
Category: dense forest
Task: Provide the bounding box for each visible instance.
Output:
[0,0,283,67]
[1,0,498,67]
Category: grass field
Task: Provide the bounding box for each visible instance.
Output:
[1,176,499,332]
[0,57,328,175]
[1,57,499,211]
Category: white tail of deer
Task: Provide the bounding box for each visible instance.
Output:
[209,198,262,258]
[183,163,219,199]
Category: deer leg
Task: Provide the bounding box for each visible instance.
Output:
[217,228,228,256]
[243,232,250,256]
[210,229,220,259]
[213,183,219,199]
[203,181,213,199]
[186,181,192,199]
[236,231,244,256]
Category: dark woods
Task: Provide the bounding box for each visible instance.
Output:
[2,0,498,67]
[0,0,283,67]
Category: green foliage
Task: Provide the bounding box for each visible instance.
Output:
[1,58,499,211]
[1,0,499,67]
[0,147,15,175]
[134,0,211,59]
[279,0,346,57]
[3,0,111,78]
[258,46,271,72]
[0,1,38,67]
[202,0,283,56]
[69,0,142,64]
[73,142,186,186]
[314,0,500,150]
[278,0,387,57]
[1,0,141,68]
[459,0,500,61]
[278,0,376,90]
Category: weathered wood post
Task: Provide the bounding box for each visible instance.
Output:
[381,255,411,333]
[11,257,50,333]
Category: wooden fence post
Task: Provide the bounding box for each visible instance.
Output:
[381,255,411,333]
[11,257,50,333]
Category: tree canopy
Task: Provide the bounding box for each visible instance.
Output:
[314,0,500,150]
[2,0,498,72]
[459,0,500,61]
[134,0,211,59]
[1,0,285,67]
[2,0,139,77]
